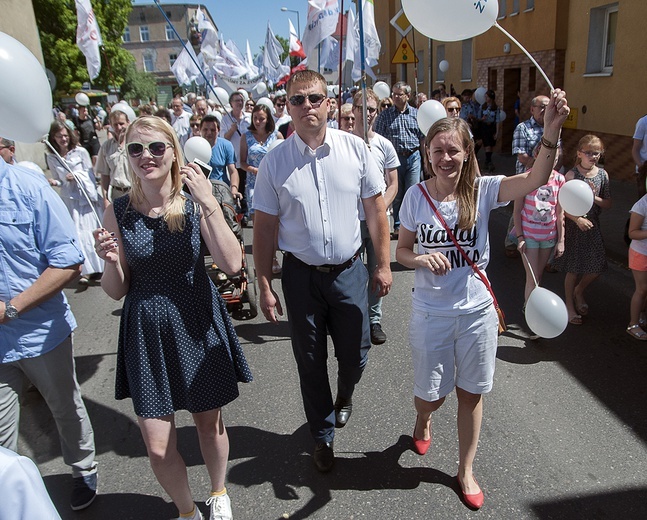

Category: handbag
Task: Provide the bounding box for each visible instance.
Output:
[417,183,507,334]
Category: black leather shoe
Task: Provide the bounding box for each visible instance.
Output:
[370,323,387,345]
[313,441,334,472]
[334,396,353,428]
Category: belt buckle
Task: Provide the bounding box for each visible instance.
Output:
[315,265,333,273]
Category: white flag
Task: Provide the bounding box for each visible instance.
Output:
[361,0,381,66]
[263,22,290,85]
[75,0,102,80]
[301,0,340,63]
[245,40,260,76]
[171,43,201,86]
[344,8,357,64]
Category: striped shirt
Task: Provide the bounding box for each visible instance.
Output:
[520,172,565,241]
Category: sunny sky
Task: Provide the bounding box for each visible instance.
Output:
[133,0,311,57]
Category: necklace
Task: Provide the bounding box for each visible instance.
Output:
[147,201,166,217]
[431,178,456,202]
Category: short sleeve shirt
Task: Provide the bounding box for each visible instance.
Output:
[207,137,236,184]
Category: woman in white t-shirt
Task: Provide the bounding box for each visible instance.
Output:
[395,90,570,510]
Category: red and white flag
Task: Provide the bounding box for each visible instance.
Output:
[288,19,306,59]
[75,0,102,80]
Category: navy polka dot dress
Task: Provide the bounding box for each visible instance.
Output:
[114,196,252,418]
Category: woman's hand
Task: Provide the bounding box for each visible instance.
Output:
[575,216,593,232]
[555,241,565,258]
[182,163,214,206]
[517,236,527,254]
[543,89,570,138]
[418,252,451,275]
[93,228,119,264]
[66,173,75,182]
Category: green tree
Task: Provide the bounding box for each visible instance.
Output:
[33,0,133,95]
[119,63,158,102]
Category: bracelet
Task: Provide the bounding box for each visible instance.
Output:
[202,207,218,220]
[517,234,524,239]
[540,136,558,149]
[231,185,238,190]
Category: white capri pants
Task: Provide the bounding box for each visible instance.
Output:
[409,304,499,402]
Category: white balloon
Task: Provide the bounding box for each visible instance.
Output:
[373,81,391,100]
[111,102,136,123]
[558,179,595,217]
[417,100,447,135]
[75,92,90,106]
[237,88,249,101]
[209,86,229,105]
[402,0,497,42]
[256,97,273,109]
[524,287,568,338]
[473,87,487,106]
[0,32,53,143]
[254,81,267,96]
[498,110,507,122]
[183,136,213,164]
[439,60,449,72]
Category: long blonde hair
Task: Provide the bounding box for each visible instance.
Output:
[124,116,187,232]
[423,118,479,230]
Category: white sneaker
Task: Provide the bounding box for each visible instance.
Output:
[175,505,204,520]
[206,493,232,520]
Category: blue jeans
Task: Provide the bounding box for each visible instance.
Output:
[360,220,382,324]
[393,151,422,228]
[281,254,371,443]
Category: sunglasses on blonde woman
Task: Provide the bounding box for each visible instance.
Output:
[126,141,173,158]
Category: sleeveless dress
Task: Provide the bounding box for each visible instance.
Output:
[113,196,252,417]
[553,167,610,274]
[244,130,279,213]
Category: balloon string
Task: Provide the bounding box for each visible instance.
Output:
[521,251,539,287]
[493,22,554,92]
[43,140,103,228]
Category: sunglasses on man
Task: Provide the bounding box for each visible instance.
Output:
[289,94,326,107]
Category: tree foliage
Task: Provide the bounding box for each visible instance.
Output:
[119,63,158,102]
[33,0,134,95]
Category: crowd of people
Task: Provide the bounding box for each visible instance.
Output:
[4,72,647,519]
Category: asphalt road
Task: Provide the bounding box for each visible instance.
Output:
[17,206,647,520]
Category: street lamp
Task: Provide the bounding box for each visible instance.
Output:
[281,6,300,37]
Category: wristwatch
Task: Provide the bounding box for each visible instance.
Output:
[4,301,19,320]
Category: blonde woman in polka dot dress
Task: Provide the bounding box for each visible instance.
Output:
[94,116,252,520]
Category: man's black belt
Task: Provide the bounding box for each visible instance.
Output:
[398,149,419,158]
[284,251,360,273]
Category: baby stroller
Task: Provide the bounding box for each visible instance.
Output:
[205,180,258,319]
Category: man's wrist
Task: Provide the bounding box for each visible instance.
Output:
[3,301,19,320]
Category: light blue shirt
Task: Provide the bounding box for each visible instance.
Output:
[207,137,236,184]
[0,160,84,363]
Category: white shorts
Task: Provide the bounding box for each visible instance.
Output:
[409,305,498,402]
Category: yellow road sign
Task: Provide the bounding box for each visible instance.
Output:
[392,36,417,64]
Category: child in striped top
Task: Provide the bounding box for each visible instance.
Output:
[513,146,565,304]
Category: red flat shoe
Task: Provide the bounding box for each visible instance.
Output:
[456,474,484,509]
[411,415,431,455]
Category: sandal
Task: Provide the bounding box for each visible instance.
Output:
[639,312,647,329]
[568,314,583,325]
[626,324,647,341]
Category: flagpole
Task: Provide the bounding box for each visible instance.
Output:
[357,0,368,144]
[337,0,345,111]
[152,0,236,130]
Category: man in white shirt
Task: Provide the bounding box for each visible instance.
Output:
[352,88,400,345]
[170,96,191,146]
[253,71,392,473]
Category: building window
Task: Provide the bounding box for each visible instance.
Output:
[140,25,150,42]
[498,0,507,19]
[461,38,472,81]
[585,3,618,74]
[143,55,155,72]
[169,53,178,68]
[166,24,175,40]
[436,45,445,82]
[122,27,130,43]
[511,0,519,15]
[526,0,535,11]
